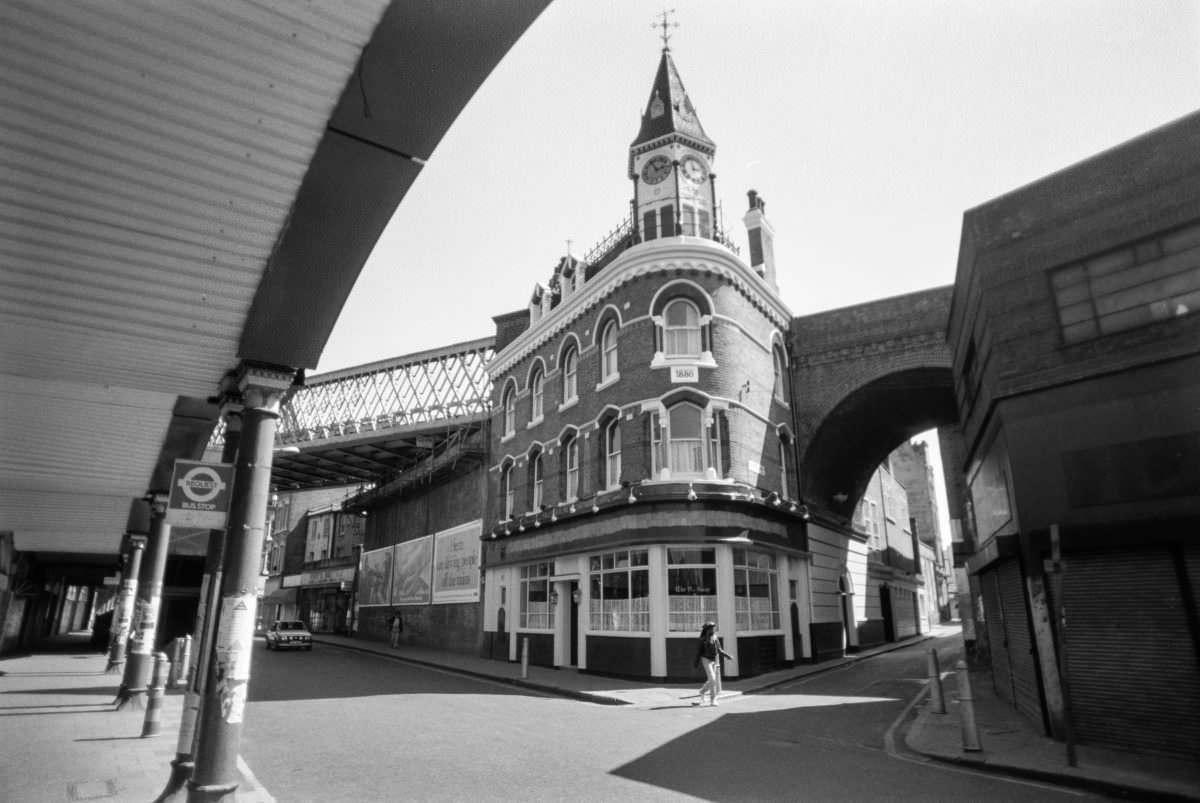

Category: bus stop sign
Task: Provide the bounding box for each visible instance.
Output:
[165,459,235,528]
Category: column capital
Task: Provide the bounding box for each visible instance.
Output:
[147,494,169,516]
[235,362,298,415]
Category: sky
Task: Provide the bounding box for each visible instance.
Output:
[315,0,1200,374]
[312,0,1198,544]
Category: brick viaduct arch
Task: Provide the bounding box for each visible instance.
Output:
[788,286,956,519]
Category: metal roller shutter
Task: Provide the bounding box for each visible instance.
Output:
[1059,548,1200,759]
[980,568,1013,706]
[998,559,1043,727]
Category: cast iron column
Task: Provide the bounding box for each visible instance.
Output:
[189,365,293,803]
[106,532,147,674]
[116,495,171,709]
[156,401,242,802]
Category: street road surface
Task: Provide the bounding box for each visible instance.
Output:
[243,636,1102,802]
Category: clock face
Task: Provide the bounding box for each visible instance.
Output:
[641,155,672,185]
[681,155,707,184]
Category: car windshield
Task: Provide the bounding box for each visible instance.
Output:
[277,621,304,631]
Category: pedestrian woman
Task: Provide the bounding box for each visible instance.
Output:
[692,621,733,706]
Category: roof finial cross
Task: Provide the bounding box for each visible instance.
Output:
[653,9,678,51]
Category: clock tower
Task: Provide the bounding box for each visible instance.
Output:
[630,42,717,244]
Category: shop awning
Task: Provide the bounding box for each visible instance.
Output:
[264,588,298,605]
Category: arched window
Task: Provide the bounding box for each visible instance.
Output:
[668,404,704,475]
[529,450,544,510]
[500,461,514,519]
[604,419,621,490]
[773,346,787,402]
[530,367,544,421]
[502,384,516,437]
[663,299,701,357]
[562,345,578,402]
[563,435,579,500]
[600,320,619,381]
[652,402,723,479]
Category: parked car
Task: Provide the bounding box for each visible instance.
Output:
[265,619,312,651]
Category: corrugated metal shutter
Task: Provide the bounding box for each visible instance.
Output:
[980,568,1013,705]
[894,588,918,639]
[1059,548,1200,759]
[998,559,1043,727]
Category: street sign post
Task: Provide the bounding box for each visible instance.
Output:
[165,460,235,529]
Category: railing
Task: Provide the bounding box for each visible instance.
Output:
[208,338,495,449]
[582,214,742,275]
[279,338,495,444]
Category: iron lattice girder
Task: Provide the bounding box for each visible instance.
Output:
[279,337,495,443]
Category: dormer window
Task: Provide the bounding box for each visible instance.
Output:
[664,299,701,357]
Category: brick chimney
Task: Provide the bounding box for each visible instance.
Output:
[743,189,777,290]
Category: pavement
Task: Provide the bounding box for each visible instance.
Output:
[4,625,1198,802]
[0,634,274,803]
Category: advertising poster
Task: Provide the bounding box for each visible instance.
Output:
[391,536,433,605]
[433,521,481,604]
[358,547,394,607]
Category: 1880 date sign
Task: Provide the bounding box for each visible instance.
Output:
[165,459,235,528]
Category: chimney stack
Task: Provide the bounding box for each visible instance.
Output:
[743,190,776,290]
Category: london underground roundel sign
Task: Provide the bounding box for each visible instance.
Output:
[166,459,235,528]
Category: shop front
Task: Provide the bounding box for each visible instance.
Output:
[484,533,808,682]
[295,565,354,634]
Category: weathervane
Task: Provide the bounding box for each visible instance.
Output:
[653,8,678,51]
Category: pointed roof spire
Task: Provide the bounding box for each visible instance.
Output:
[631,17,714,152]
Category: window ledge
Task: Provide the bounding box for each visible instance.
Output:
[595,373,620,392]
[500,432,515,444]
[526,415,544,429]
[557,398,578,413]
[649,352,718,370]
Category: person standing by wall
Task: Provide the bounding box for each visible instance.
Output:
[389,612,402,648]
[692,621,732,706]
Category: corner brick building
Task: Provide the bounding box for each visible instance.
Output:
[478,45,809,680]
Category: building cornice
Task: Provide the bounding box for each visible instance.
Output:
[489,238,793,377]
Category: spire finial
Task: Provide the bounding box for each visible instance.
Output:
[653,9,678,51]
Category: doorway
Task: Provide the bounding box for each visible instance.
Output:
[569,581,579,666]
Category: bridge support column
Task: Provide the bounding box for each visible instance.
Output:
[189,365,293,803]
[106,531,147,674]
[157,402,242,802]
[116,496,171,709]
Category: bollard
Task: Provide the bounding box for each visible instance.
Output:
[927,648,946,715]
[168,637,183,688]
[177,634,192,688]
[520,636,529,679]
[955,659,982,752]
[141,652,171,737]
